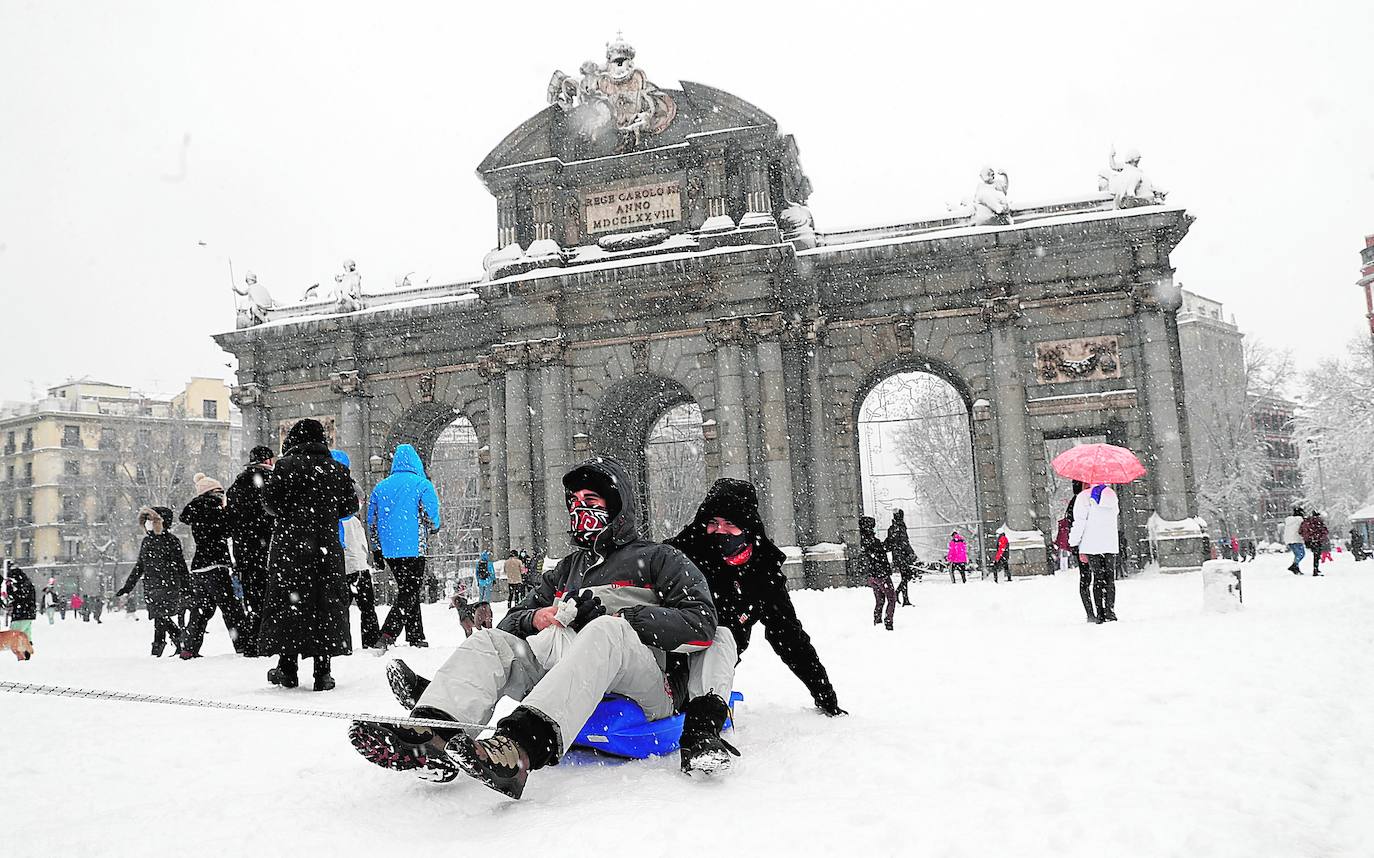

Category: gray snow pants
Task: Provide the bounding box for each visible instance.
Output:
[686,626,739,702]
[415,614,674,756]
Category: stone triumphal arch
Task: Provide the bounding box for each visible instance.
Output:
[216,39,1204,584]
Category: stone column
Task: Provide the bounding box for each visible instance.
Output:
[330,369,370,489]
[801,316,838,543]
[1134,280,1191,520]
[535,338,571,556]
[479,356,508,556]
[984,297,1045,574]
[705,317,750,480]
[499,343,535,554]
[748,314,797,546]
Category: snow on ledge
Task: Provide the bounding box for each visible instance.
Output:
[997,526,1046,549]
[1147,513,1207,541]
[805,542,847,560]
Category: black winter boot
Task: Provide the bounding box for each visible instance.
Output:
[445,732,531,799]
[313,656,335,691]
[679,693,740,776]
[387,659,430,710]
[348,718,460,783]
[267,654,299,688]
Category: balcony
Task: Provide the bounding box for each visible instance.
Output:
[2,443,13,455]
[21,441,33,452]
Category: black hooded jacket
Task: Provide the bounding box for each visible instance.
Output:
[667,479,839,709]
[118,506,188,618]
[256,419,358,657]
[2,566,36,621]
[859,516,892,580]
[883,510,917,568]
[498,456,716,658]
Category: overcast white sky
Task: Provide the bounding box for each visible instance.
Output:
[1,0,1370,401]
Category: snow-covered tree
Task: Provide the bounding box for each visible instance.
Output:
[1295,336,1374,531]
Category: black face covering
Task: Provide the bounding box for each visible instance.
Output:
[710,530,751,560]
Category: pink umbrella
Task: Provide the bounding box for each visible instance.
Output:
[1051,443,1146,485]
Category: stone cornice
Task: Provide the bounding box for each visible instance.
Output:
[704,312,787,347]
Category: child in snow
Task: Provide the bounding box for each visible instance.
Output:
[946,531,969,583]
[333,450,383,652]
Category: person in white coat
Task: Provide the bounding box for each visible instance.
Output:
[1281,506,1306,575]
[1069,484,1119,623]
[334,449,383,651]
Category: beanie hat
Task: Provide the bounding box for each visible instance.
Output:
[249,445,276,464]
[194,473,224,496]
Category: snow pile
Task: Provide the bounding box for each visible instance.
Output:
[4,553,1373,856]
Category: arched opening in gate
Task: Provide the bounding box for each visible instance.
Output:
[856,367,980,566]
[387,403,483,585]
[591,376,707,540]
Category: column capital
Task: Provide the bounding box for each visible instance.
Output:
[492,341,532,370]
[531,336,569,366]
[744,312,788,342]
[329,369,365,396]
[1131,276,1182,313]
[706,313,787,346]
[981,296,1023,327]
[477,355,504,380]
[229,382,265,408]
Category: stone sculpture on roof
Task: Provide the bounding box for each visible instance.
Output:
[1099,146,1167,208]
[546,34,677,147]
[971,167,1012,226]
[232,271,274,327]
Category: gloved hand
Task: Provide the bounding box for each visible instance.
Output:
[562,589,607,632]
[815,689,848,717]
[371,549,386,570]
[0,629,34,661]
[114,586,130,598]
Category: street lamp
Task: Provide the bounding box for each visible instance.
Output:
[1304,437,1327,511]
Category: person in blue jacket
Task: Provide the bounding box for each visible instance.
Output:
[475,550,495,603]
[368,444,441,648]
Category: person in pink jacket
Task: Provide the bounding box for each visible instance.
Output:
[946,531,968,584]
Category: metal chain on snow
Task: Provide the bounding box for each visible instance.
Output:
[0,681,490,732]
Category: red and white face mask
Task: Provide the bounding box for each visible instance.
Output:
[569,504,611,547]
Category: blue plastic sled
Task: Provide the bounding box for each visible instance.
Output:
[571,691,743,760]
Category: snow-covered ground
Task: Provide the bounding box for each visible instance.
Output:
[5,553,1372,857]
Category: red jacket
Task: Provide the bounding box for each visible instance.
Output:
[994,533,1009,562]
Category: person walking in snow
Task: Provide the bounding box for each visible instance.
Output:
[990,529,1012,582]
[1,562,37,643]
[664,478,846,774]
[1350,528,1368,561]
[257,419,358,691]
[226,445,276,656]
[333,450,383,651]
[70,592,84,621]
[115,507,188,655]
[861,515,897,629]
[1282,506,1306,575]
[884,509,918,606]
[474,550,495,603]
[179,474,249,658]
[368,444,441,649]
[502,549,525,607]
[350,455,715,799]
[89,592,103,623]
[946,531,969,584]
[1069,484,1119,623]
[1300,510,1329,577]
[40,583,59,624]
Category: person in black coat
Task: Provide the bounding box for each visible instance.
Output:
[861,515,897,630]
[115,507,188,656]
[258,419,358,691]
[883,509,918,606]
[664,478,845,773]
[1,561,37,639]
[179,474,249,658]
[226,445,275,656]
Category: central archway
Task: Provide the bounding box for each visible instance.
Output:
[591,375,707,540]
[855,364,982,571]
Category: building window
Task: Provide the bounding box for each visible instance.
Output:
[99,429,119,451]
[64,459,80,476]
[136,429,152,449]
[62,425,81,448]
[22,462,32,484]
[3,432,13,454]
[101,461,117,478]
[62,495,79,521]
[22,429,33,451]
[202,399,219,420]
[18,540,31,561]
[202,432,220,454]
[22,497,32,520]
[4,465,11,483]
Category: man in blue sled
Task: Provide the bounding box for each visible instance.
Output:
[349,456,718,799]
